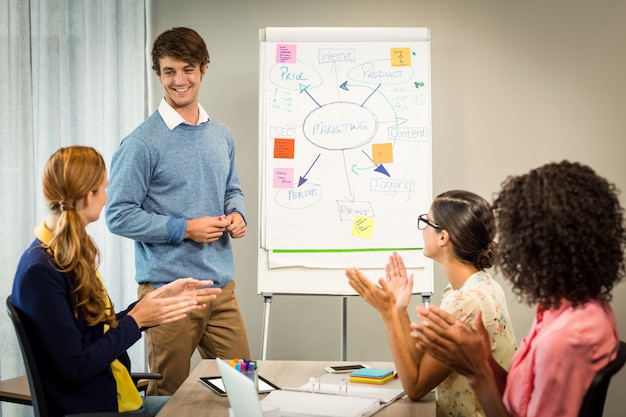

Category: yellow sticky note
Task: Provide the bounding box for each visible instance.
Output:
[352,216,375,239]
[390,48,411,67]
[372,143,393,164]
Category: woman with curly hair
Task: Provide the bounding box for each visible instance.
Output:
[413,161,624,417]
[11,146,222,417]
[346,190,517,417]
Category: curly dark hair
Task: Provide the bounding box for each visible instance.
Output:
[151,27,210,75]
[493,160,626,308]
[431,190,496,270]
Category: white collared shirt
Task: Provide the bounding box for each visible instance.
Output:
[158,98,210,131]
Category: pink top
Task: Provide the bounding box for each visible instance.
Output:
[503,298,619,417]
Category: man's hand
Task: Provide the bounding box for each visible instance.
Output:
[225,212,246,239]
[184,216,229,243]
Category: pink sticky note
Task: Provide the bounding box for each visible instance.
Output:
[276,44,297,63]
[273,168,294,188]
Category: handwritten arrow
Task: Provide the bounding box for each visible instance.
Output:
[360,149,391,177]
[361,83,381,107]
[298,153,321,186]
[300,83,322,107]
[374,164,390,177]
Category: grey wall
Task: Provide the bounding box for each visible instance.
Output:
[147,1,626,415]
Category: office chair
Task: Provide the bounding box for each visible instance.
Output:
[578,340,626,417]
[6,296,158,417]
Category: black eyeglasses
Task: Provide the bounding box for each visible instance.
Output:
[417,214,441,230]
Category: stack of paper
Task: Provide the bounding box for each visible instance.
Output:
[261,390,380,417]
[349,368,395,385]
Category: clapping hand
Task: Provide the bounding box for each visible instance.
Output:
[383,252,414,312]
[411,304,491,379]
[345,252,414,315]
[129,278,221,328]
[158,277,222,305]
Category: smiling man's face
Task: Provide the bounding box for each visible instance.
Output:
[158,56,206,112]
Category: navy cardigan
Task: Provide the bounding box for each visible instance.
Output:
[11,239,143,417]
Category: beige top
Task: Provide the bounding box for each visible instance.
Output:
[436,271,517,417]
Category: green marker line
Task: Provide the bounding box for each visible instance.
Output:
[272,248,422,253]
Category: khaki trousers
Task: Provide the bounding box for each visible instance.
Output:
[138,280,250,396]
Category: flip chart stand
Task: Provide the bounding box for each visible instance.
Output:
[260,293,350,361]
[257,26,434,361]
[261,294,273,360]
[259,292,432,360]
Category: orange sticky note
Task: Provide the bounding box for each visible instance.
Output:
[372,143,393,164]
[390,47,411,67]
[274,138,295,159]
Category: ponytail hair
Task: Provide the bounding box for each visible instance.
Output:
[431,190,496,270]
[42,146,117,327]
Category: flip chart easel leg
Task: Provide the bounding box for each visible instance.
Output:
[261,294,273,360]
[341,296,347,361]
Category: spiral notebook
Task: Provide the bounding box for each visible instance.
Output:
[260,371,405,417]
[261,390,380,417]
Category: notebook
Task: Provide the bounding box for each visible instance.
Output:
[261,390,380,417]
[286,372,405,404]
[216,357,279,417]
[261,372,398,417]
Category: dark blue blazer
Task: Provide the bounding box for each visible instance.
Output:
[11,239,143,417]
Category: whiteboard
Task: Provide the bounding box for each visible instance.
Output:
[257,27,434,296]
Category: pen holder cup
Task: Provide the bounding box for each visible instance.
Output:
[242,367,259,392]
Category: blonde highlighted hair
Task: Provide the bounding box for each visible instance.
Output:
[42,146,117,327]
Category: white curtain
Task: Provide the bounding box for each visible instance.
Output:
[0,1,146,415]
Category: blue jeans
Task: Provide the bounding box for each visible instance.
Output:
[131,395,170,414]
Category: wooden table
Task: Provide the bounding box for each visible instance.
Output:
[156,360,436,417]
[0,375,31,405]
[0,374,149,406]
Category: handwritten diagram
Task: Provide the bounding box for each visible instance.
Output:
[261,39,432,257]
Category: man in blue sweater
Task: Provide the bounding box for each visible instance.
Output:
[106,27,250,396]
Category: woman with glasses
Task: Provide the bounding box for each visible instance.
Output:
[345,190,517,417]
[413,162,623,417]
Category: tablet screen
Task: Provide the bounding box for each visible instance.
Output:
[199,375,280,396]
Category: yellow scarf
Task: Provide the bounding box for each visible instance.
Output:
[34,223,142,412]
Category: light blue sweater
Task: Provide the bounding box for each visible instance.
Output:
[105,110,246,288]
